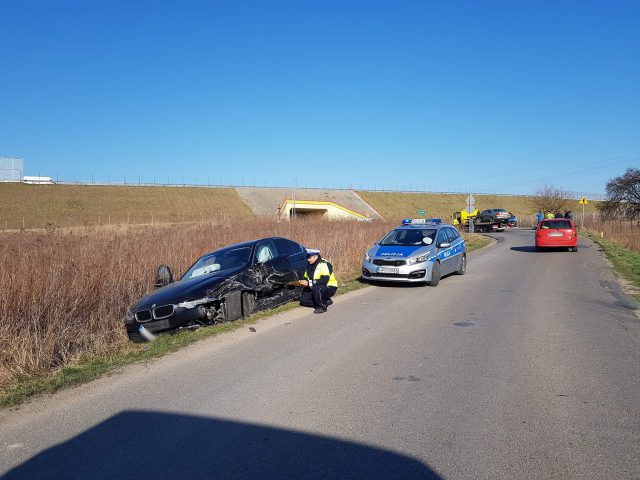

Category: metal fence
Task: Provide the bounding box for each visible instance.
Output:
[46,177,607,201]
[0,157,23,182]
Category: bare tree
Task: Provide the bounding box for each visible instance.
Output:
[598,168,640,220]
[529,185,571,214]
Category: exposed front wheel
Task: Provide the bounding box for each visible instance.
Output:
[224,291,243,322]
[428,261,441,286]
[456,254,467,275]
[242,291,257,317]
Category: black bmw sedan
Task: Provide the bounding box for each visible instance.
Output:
[124,237,308,341]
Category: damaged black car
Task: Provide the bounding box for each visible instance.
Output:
[124,237,308,341]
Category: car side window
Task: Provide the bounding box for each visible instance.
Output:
[447,227,459,242]
[255,241,277,263]
[287,239,305,254]
[274,238,294,256]
[436,229,447,246]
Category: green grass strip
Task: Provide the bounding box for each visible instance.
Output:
[465,235,492,251]
[1,237,491,408]
[585,232,640,299]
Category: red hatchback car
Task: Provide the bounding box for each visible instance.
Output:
[535,218,578,252]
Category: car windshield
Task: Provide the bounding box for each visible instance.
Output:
[183,247,252,280]
[380,228,437,246]
[540,220,572,229]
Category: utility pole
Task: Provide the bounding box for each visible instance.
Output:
[291,178,298,220]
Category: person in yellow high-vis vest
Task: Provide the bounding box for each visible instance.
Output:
[299,248,338,314]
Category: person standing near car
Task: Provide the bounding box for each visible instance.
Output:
[537,211,544,223]
[299,249,338,314]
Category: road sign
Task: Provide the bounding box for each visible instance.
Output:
[417,209,426,215]
[579,197,588,229]
[466,194,475,214]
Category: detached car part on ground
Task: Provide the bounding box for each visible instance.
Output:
[362,219,467,286]
[124,237,308,341]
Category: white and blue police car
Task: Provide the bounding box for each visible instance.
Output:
[362,219,467,286]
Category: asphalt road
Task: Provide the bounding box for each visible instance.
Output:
[1,229,639,480]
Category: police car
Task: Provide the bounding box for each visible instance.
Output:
[362,219,467,286]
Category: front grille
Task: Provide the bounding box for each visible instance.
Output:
[153,304,174,319]
[373,259,406,266]
[371,272,411,278]
[135,310,152,322]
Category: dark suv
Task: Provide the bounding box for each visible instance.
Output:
[476,209,512,225]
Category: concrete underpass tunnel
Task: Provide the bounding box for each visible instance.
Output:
[289,207,327,219]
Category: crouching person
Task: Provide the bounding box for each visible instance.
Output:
[299,249,338,314]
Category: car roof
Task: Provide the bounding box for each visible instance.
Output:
[202,237,292,256]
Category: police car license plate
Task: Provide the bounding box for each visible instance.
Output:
[377,266,399,274]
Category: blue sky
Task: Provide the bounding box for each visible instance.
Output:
[1,0,638,194]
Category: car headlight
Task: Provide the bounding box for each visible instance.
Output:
[407,254,429,265]
[364,252,371,262]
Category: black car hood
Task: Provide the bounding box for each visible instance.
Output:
[131,267,243,310]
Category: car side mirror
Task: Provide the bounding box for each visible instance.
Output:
[374,241,379,245]
[438,242,451,249]
[155,264,173,288]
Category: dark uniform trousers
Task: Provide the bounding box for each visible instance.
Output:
[300,284,337,309]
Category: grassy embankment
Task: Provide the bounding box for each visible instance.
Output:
[0,183,603,230]
[0,216,489,408]
[0,183,254,230]
[358,191,599,226]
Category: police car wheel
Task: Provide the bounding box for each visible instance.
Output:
[456,254,467,275]
[428,261,441,287]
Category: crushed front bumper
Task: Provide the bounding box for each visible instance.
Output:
[125,304,208,336]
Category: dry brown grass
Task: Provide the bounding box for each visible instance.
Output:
[0,218,399,387]
[582,215,640,254]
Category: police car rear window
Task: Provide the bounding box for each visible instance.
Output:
[380,228,437,246]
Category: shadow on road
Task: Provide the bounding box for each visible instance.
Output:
[1,411,442,480]
[358,276,456,288]
[510,245,584,253]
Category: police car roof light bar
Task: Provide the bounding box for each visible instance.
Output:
[402,218,442,225]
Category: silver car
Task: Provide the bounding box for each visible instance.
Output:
[362,219,467,286]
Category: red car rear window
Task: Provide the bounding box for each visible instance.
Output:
[540,220,572,229]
